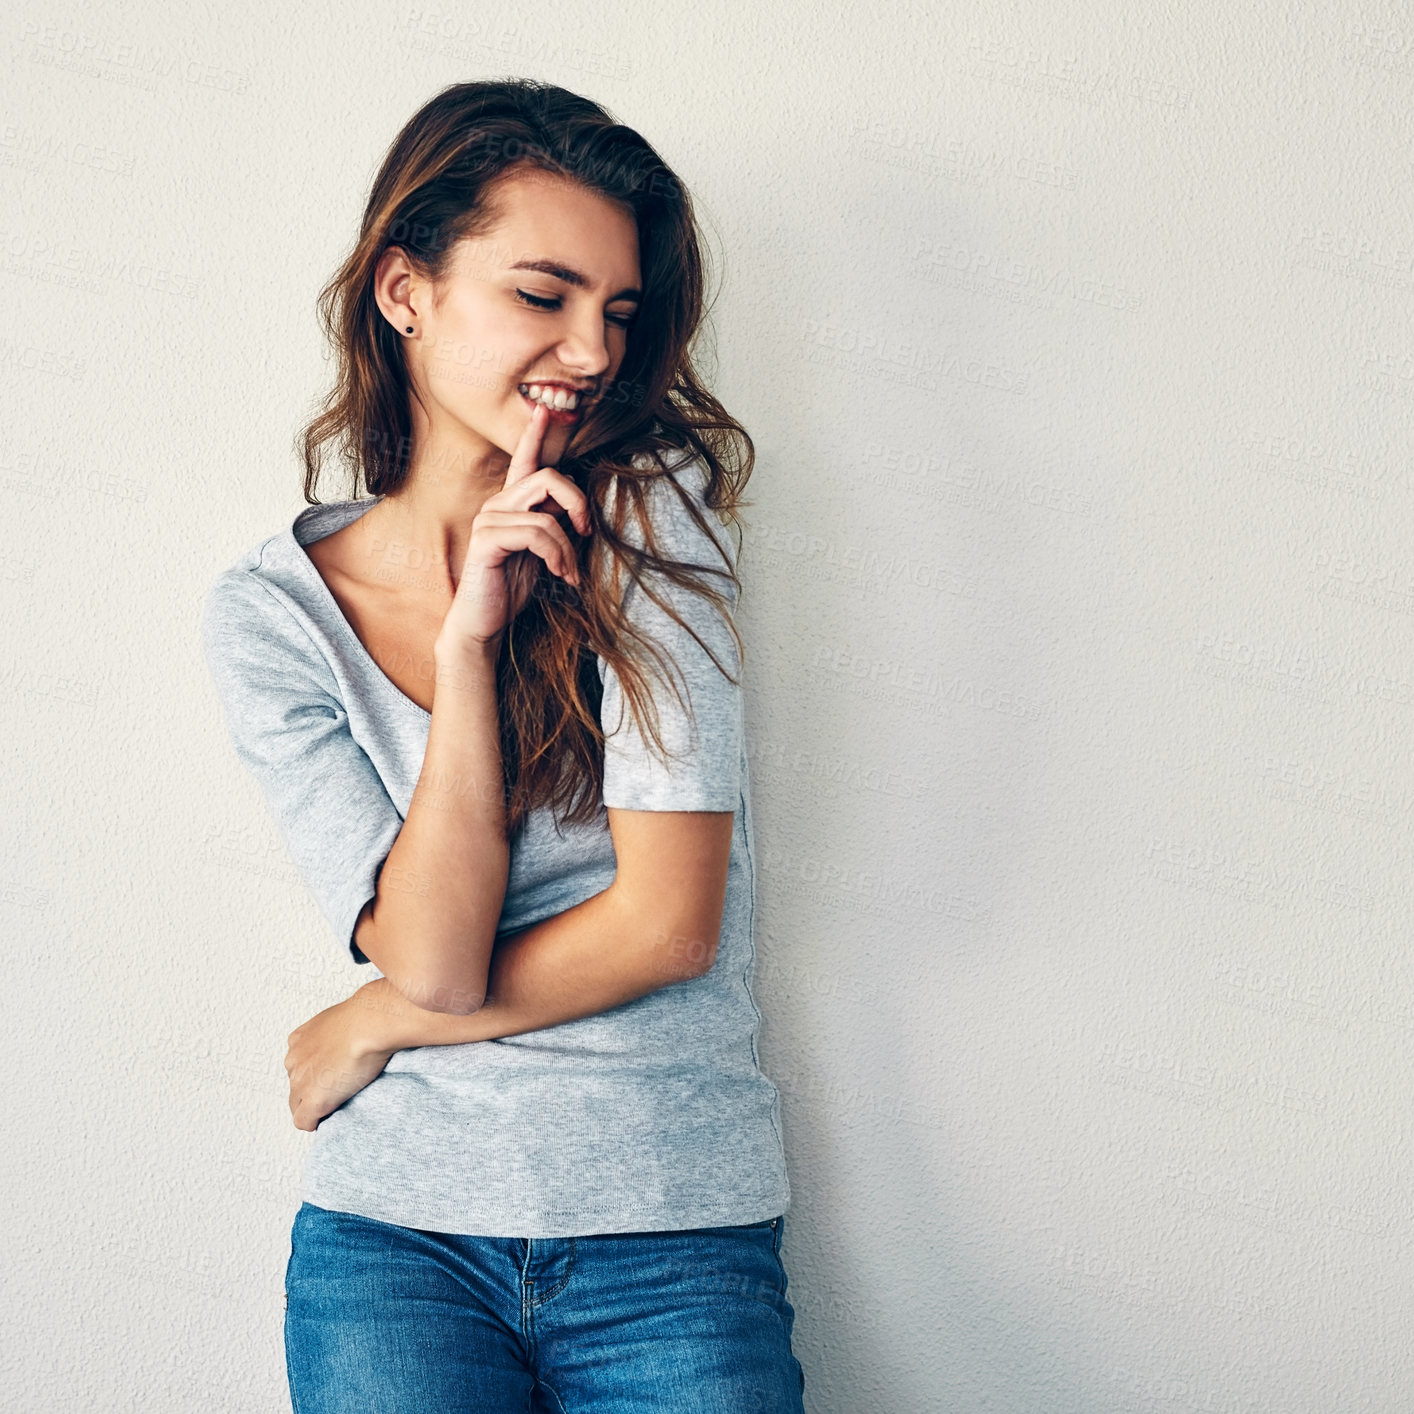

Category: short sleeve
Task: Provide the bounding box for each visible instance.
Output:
[200,568,405,965]
[597,454,745,812]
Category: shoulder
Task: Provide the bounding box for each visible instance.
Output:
[201,558,286,650]
[203,560,271,623]
[626,445,710,502]
[613,448,732,567]
[200,560,330,692]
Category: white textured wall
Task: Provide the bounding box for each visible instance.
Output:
[4,1,1412,1410]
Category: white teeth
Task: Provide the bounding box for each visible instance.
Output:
[522,383,580,410]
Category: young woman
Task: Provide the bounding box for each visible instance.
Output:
[200,79,805,1411]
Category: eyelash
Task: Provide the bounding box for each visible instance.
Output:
[515,289,635,328]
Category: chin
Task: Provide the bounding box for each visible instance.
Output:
[476,406,557,461]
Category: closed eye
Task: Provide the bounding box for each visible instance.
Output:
[515,289,636,328]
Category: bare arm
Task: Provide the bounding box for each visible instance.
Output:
[350,642,507,1015]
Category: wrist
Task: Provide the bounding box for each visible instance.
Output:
[351,978,421,1053]
[434,634,500,670]
[432,643,500,701]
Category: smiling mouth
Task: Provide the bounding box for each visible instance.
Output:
[517,382,590,423]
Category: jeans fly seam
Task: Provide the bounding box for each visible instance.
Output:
[519,1239,537,1359]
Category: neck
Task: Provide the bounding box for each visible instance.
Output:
[367,437,512,595]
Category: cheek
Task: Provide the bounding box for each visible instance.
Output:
[435,292,531,389]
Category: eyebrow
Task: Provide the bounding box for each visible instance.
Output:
[509,257,641,303]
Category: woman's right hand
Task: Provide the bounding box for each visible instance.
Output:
[436,401,592,655]
[285,987,400,1132]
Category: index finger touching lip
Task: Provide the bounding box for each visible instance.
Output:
[506,399,550,486]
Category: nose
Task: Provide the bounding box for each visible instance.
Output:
[556,307,615,381]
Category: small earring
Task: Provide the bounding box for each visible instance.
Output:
[404,326,414,335]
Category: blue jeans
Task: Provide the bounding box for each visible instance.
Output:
[283,1200,807,1412]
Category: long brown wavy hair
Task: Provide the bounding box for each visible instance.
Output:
[296,79,755,839]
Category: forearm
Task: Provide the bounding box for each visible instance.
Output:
[357,879,708,1049]
[357,644,509,1014]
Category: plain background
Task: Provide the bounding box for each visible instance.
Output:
[4,2,1413,1410]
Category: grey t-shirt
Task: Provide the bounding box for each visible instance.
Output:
[200,450,790,1237]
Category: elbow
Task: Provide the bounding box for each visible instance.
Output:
[646,920,721,982]
[358,911,491,1014]
[427,988,487,1017]
[387,969,487,1016]
[613,886,726,985]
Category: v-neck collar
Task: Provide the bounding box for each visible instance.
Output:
[276,497,433,721]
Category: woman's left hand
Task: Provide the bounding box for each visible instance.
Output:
[284,986,398,1132]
